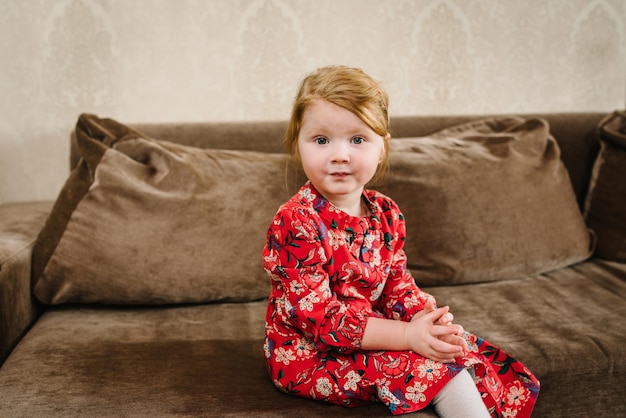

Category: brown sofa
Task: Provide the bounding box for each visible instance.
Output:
[1,111,625,417]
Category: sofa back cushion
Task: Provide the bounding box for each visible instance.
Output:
[33,114,294,304]
[35,113,596,305]
[381,116,594,286]
[584,111,626,262]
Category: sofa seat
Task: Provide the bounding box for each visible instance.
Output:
[0,300,429,417]
[0,201,54,365]
[1,259,623,417]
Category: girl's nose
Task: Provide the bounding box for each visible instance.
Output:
[331,142,350,163]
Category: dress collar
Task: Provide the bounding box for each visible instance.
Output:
[297,182,381,229]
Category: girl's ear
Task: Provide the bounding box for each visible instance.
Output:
[379,133,391,163]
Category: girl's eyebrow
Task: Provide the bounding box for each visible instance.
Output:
[305,124,369,135]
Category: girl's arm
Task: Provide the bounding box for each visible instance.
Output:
[369,198,468,359]
[361,305,466,363]
[376,202,433,321]
[264,206,374,352]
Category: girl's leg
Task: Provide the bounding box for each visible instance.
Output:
[431,369,491,418]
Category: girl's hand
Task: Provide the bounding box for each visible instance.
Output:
[423,296,454,326]
[361,297,468,359]
[405,306,467,363]
[427,300,467,352]
[437,323,468,356]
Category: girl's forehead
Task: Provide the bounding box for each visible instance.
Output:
[301,100,368,131]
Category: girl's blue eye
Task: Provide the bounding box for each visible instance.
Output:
[315,137,328,145]
[352,136,364,144]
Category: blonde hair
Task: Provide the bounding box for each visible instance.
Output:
[285,66,390,183]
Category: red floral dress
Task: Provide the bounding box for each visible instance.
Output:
[263,182,539,416]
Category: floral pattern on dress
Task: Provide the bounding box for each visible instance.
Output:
[263,182,539,416]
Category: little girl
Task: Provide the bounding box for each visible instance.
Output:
[262,65,539,417]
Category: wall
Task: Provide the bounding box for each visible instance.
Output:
[1,0,625,204]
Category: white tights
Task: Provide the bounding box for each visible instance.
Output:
[431,369,491,418]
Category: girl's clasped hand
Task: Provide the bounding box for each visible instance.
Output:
[406,298,468,364]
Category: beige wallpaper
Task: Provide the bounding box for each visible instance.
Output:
[1,0,625,204]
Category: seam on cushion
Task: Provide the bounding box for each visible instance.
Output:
[0,240,36,274]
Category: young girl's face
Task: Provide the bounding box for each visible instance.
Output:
[297,99,384,212]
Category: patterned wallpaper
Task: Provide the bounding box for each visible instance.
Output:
[1,0,625,203]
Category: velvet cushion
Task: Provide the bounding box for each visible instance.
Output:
[584,111,626,262]
[382,116,593,286]
[32,114,291,305]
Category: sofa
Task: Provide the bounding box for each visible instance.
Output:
[1,111,625,417]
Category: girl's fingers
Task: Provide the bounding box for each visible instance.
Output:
[424,306,450,323]
[445,335,468,352]
[450,323,464,335]
[442,312,453,324]
[431,334,465,354]
[431,351,463,363]
[431,323,460,337]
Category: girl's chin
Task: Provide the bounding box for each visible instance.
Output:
[316,184,364,198]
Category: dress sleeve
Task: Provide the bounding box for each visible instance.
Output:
[263,206,373,352]
[377,204,433,321]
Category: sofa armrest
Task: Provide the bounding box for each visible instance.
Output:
[0,201,53,365]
